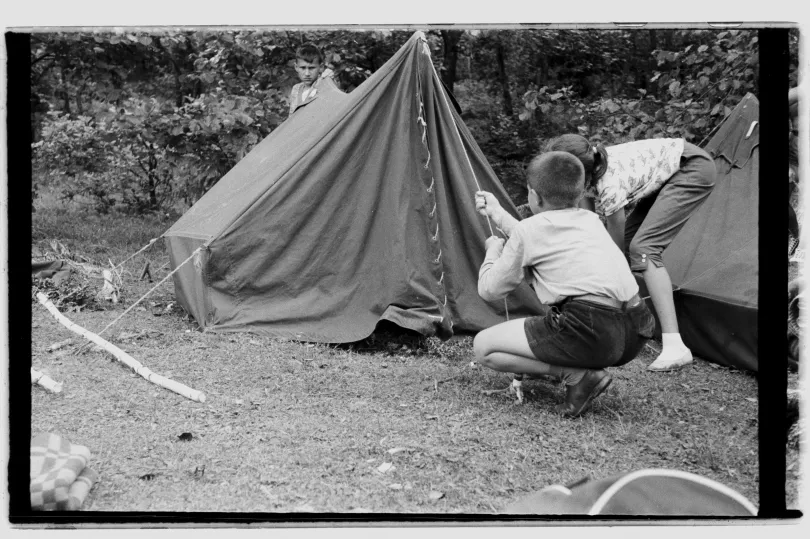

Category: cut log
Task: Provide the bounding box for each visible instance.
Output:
[31,368,63,393]
[97,269,120,303]
[47,338,73,352]
[36,292,205,403]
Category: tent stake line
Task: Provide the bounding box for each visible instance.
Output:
[94,245,204,340]
[36,292,206,403]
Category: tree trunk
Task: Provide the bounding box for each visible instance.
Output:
[155,38,185,107]
[648,30,659,94]
[75,80,87,115]
[147,151,159,209]
[59,65,71,116]
[622,35,632,95]
[663,29,674,50]
[536,53,549,87]
[148,174,158,209]
[495,37,512,116]
[440,30,463,93]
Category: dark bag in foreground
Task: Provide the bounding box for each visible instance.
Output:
[504,468,757,516]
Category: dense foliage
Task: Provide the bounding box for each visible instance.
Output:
[31,28,797,213]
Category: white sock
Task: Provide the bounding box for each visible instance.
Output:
[651,333,692,367]
[662,333,686,351]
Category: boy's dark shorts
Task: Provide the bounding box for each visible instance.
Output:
[524,298,656,369]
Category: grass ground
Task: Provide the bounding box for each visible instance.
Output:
[29,192,799,514]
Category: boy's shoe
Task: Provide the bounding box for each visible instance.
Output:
[647,348,693,372]
[555,369,612,418]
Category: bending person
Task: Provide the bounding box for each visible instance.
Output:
[546,134,716,371]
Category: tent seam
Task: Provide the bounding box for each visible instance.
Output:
[416,35,450,329]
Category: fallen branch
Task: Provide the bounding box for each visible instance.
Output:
[48,338,73,352]
[67,260,108,278]
[424,374,462,390]
[36,292,206,403]
[481,387,511,396]
[481,378,524,404]
[31,368,63,393]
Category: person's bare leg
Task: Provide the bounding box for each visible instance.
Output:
[475,318,612,416]
[473,319,584,383]
[644,264,693,371]
[644,264,678,333]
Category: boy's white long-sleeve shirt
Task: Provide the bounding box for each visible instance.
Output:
[478,207,639,305]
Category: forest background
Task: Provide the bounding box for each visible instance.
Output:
[31,28,800,213]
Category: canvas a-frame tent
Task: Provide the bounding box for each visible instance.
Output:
[165,31,542,343]
[639,93,759,371]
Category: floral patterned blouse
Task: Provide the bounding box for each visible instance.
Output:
[592,138,685,217]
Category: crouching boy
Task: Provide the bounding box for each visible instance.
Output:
[474,151,655,417]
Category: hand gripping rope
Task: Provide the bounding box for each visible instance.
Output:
[419,36,509,322]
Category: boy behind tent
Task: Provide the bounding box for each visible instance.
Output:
[474,151,655,417]
[288,43,336,116]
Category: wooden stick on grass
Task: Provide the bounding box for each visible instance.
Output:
[36,292,206,403]
[31,368,63,393]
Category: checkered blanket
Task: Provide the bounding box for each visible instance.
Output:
[30,433,98,511]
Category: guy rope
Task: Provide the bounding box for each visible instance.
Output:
[37,235,208,402]
[95,246,204,339]
[37,291,206,402]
